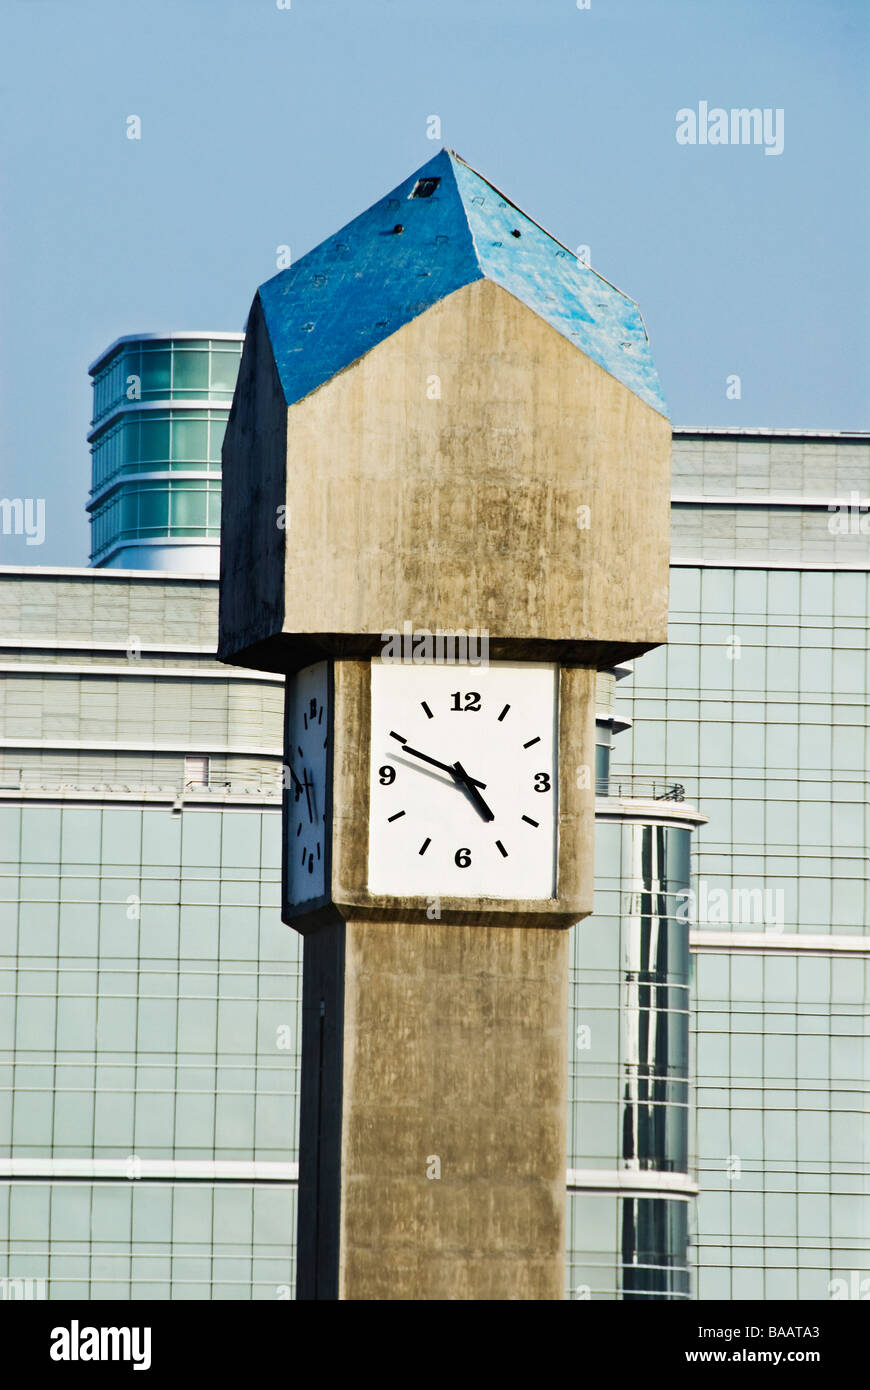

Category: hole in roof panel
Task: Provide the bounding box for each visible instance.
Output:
[409,177,441,199]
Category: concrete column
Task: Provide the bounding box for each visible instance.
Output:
[297,920,569,1300]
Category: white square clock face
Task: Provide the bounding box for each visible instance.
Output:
[367,660,559,900]
[284,661,330,911]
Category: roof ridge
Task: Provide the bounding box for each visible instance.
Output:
[255,150,666,418]
[446,149,642,314]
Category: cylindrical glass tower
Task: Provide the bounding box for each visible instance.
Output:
[568,670,706,1299]
[87,332,244,572]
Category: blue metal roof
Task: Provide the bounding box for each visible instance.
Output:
[258,149,667,418]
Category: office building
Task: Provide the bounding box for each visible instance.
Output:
[87,333,243,573]
[1,308,866,1298]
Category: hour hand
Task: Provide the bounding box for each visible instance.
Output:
[400,743,486,790]
[452,760,495,822]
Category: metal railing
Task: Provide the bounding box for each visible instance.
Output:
[0,766,282,797]
[597,775,685,802]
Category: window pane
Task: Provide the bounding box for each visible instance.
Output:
[138,487,169,531]
[172,418,208,463]
[172,350,209,392]
[171,486,207,528]
[140,351,171,394]
[209,415,228,462]
[139,418,170,463]
[120,490,137,532]
[210,351,240,392]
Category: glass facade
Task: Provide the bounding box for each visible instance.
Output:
[87,335,243,570]
[0,570,295,1300]
[0,805,292,1161]
[89,480,223,558]
[6,426,868,1300]
[612,429,870,1300]
[90,412,227,493]
[0,802,301,1298]
[1,1183,296,1301]
[693,949,870,1301]
[91,339,241,429]
[568,816,697,1299]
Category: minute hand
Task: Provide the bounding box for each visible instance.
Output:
[401,743,486,789]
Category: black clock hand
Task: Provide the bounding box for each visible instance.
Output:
[303,772,314,824]
[400,743,487,789]
[452,760,495,822]
[288,763,304,798]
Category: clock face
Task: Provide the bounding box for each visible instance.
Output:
[367,660,559,899]
[284,661,331,911]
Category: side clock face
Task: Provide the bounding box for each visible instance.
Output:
[283,661,331,912]
[367,660,559,900]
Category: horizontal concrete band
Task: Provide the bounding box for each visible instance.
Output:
[0,664,283,683]
[88,474,223,510]
[0,790,280,807]
[671,557,870,571]
[89,331,245,373]
[691,930,870,954]
[2,639,221,654]
[672,495,870,508]
[0,1158,298,1182]
[0,566,219,582]
[0,738,282,755]
[566,1169,698,1200]
[672,428,869,439]
[0,1158,698,1200]
[594,797,707,827]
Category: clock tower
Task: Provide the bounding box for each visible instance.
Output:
[219,150,671,1299]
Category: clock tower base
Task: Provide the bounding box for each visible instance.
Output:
[297,917,570,1300]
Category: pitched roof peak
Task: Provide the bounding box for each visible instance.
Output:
[257,151,666,417]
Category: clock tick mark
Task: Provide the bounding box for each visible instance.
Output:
[522,815,539,827]
[421,701,433,720]
[390,731,407,745]
[495,840,508,858]
[296,823,302,837]
[303,713,308,729]
[497,704,510,722]
[523,736,541,749]
[297,745,304,759]
[318,706,324,724]
[387,810,406,823]
[419,837,431,856]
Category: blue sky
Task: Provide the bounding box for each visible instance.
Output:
[1,0,868,565]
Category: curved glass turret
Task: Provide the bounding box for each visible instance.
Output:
[87,332,244,572]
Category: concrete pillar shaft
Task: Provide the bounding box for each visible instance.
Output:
[297,921,569,1300]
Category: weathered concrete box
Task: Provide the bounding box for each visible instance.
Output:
[218,149,671,674]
